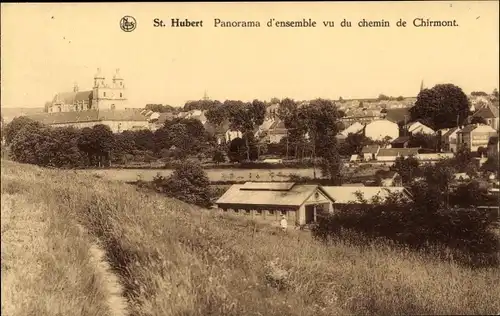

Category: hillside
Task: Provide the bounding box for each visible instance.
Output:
[1,107,45,124]
[1,159,499,315]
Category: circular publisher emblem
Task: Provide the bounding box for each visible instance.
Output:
[120,16,137,32]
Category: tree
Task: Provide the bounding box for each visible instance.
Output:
[396,96,404,101]
[408,132,438,150]
[481,156,499,176]
[145,104,178,113]
[470,116,487,125]
[493,88,499,99]
[158,160,212,207]
[77,125,115,167]
[305,99,343,183]
[410,84,471,130]
[4,116,44,145]
[477,146,488,157]
[451,180,489,207]
[340,133,373,156]
[378,94,391,101]
[391,156,421,185]
[48,127,85,167]
[471,91,488,97]
[154,118,210,158]
[229,100,266,161]
[454,145,473,172]
[227,137,246,163]
[212,149,226,165]
[423,161,454,206]
[205,102,227,126]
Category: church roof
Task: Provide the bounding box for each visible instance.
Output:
[52,91,93,104]
[27,109,147,125]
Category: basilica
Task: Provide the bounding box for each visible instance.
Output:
[28,69,150,133]
[47,68,128,113]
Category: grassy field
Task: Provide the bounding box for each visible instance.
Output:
[78,168,317,182]
[2,159,499,315]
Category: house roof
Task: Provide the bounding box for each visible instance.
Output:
[377,147,419,157]
[321,186,411,204]
[340,122,364,136]
[269,120,286,130]
[442,127,460,139]
[27,109,147,125]
[473,103,499,119]
[52,90,93,104]
[384,107,411,123]
[391,136,410,144]
[457,124,477,134]
[361,145,380,154]
[216,182,325,207]
[456,124,497,134]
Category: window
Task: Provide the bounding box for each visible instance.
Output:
[111,104,116,110]
[103,92,107,97]
[256,210,262,216]
[120,93,123,98]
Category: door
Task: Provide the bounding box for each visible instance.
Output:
[305,205,315,224]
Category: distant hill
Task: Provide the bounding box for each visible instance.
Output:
[1,107,45,123]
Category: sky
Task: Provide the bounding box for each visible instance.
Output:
[1,2,499,109]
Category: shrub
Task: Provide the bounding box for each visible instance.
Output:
[154,160,212,207]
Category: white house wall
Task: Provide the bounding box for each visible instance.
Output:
[364,120,399,141]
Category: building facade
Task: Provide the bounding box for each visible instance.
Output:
[457,124,498,153]
[364,119,399,141]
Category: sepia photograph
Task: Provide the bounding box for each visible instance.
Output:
[1,2,499,315]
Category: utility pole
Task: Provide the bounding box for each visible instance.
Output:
[286,129,289,160]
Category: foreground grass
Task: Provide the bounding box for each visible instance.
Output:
[1,176,127,315]
[2,160,499,315]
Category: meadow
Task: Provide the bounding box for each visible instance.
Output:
[78,164,388,183]
[78,167,317,182]
[1,159,499,316]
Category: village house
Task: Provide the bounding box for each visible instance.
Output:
[376,147,420,162]
[456,124,498,153]
[204,120,243,145]
[406,121,435,135]
[216,182,333,226]
[27,109,150,133]
[339,121,364,137]
[364,119,399,141]
[390,136,411,148]
[267,120,288,144]
[471,103,499,130]
[361,145,380,161]
[441,127,461,152]
[375,170,403,187]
